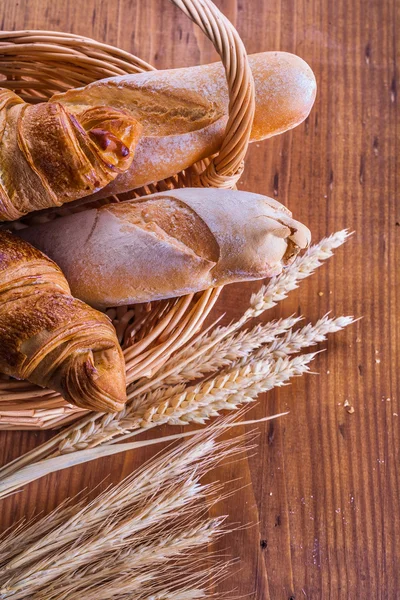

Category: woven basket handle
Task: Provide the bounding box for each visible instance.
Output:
[172,0,255,189]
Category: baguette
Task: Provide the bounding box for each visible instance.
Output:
[0,231,126,411]
[52,51,317,196]
[0,89,142,220]
[20,188,311,308]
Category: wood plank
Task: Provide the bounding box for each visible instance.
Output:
[0,0,398,597]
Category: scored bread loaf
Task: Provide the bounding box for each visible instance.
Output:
[52,52,317,197]
[20,188,311,308]
[0,231,126,411]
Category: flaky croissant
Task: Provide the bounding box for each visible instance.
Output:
[0,89,142,221]
[0,231,126,411]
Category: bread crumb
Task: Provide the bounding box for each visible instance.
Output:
[376,358,381,364]
[344,399,355,413]
[318,291,324,296]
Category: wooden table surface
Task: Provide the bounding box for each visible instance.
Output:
[0,1,399,598]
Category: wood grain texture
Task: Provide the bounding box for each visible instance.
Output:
[0,0,399,598]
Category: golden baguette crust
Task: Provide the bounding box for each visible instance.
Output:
[20,189,311,308]
[0,231,126,411]
[0,89,142,221]
[52,51,317,196]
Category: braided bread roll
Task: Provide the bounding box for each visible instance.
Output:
[0,231,126,411]
[0,89,142,221]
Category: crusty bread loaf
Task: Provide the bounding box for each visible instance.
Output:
[20,189,311,308]
[52,52,317,196]
[0,231,126,412]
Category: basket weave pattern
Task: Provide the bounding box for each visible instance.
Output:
[0,0,255,429]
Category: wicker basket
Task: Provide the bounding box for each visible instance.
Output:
[0,0,255,430]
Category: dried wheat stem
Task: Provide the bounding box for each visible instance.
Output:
[127,230,351,400]
[101,316,353,450]
[4,480,206,596]
[67,351,316,453]
[241,314,356,365]
[0,501,83,567]
[35,518,226,600]
[159,315,301,386]
[0,424,246,569]
[0,420,243,600]
[55,354,309,453]
[142,591,207,600]
[33,563,226,600]
[62,314,355,452]
[0,414,283,501]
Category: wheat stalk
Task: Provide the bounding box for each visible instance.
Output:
[158,315,301,385]
[0,230,353,494]
[34,564,227,600]
[245,229,352,319]
[0,316,352,494]
[0,343,308,496]
[64,313,354,453]
[32,520,226,600]
[0,419,243,599]
[141,591,208,600]
[161,314,354,385]
[130,353,315,426]
[4,481,204,595]
[245,314,355,363]
[0,500,82,567]
[59,314,353,452]
[55,350,314,456]
[127,230,351,399]
[0,415,284,500]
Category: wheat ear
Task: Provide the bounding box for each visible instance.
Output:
[128,230,352,399]
[158,315,301,385]
[247,315,355,362]
[31,520,227,600]
[61,313,354,452]
[161,314,355,385]
[0,317,352,492]
[0,417,244,599]
[245,229,352,319]
[76,351,316,453]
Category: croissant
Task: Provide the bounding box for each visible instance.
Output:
[0,231,126,412]
[0,89,142,221]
